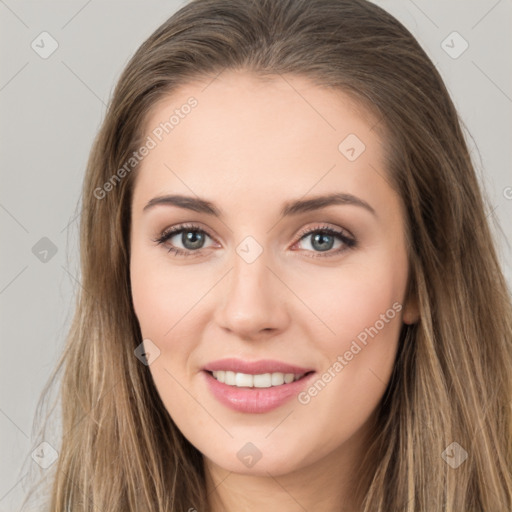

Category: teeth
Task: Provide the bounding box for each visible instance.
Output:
[235,372,253,387]
[211,371,305,388]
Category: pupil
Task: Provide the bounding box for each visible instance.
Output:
[183,231,204,249]
[312,232,333,252]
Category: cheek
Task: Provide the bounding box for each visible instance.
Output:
[296,255,406,354]
[130,246,200,340]
[130,252,202,426]
[333,273,403,354]
[291,305,402,464]
[130,248,208,393]
[291,254,405,425]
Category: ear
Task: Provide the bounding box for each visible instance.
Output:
[402,292,420,325]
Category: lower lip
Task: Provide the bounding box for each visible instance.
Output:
[202,370,316,413]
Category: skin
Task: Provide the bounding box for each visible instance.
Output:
[129,70,419,512]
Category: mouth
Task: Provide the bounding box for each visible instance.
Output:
[206,370,313,388]
[201,358,316,413]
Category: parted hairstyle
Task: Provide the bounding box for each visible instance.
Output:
[23,0,512,510]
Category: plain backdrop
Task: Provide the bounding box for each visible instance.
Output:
[1,1,511,510]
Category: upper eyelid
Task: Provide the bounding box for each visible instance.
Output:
[157,223,215,241]
[295,224,354,241]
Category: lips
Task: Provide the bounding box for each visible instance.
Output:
[202,358,316,413]
[203,358,314,375]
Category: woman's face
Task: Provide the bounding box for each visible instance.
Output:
[130,70,418,478]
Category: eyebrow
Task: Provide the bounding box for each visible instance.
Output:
[142,192,376,218]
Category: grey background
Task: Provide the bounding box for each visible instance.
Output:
[1,1,511,510]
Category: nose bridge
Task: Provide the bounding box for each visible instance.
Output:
[231,242,269,295]
[214,236,289,337]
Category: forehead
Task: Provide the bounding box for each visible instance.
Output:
[133,70,393,214]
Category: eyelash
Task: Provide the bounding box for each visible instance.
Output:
[152,222,357,259]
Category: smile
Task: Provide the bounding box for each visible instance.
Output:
[210,370,306,388]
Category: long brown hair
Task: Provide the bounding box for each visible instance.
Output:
[22,0,512,510]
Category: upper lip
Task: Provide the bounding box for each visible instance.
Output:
[203,358,314,375]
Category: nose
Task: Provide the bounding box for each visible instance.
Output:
[214,250,290,340]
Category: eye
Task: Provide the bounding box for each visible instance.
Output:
[152,223,216,257]
[292,224,356,258]
[153,223,357,258]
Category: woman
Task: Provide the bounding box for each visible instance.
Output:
[24,0,512,510]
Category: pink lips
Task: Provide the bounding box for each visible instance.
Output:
[203,358,313,375]
[202,358,316,414]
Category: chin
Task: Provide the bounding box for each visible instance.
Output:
[200,437,322,478]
